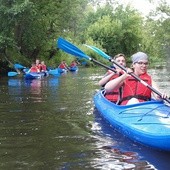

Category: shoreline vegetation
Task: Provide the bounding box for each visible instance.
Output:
[0,0,169,75]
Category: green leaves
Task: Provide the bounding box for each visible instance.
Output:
[84,5,143,59]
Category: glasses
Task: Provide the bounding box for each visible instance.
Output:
[135,62,149,66]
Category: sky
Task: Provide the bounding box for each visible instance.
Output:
[97,0,170,17]
[118,0,159,16]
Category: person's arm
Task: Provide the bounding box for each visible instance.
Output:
[98,72,115,87]
[99,67,123,87]
[151,80,169,100]
[64,63,69,70]
[37,68,40,72]
[104,72,128,92]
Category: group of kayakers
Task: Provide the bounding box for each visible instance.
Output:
[27,59,78,73]
[99,51,169,105]
[58,60,78,71]
[28,59,47,73]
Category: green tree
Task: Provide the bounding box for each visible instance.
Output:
[0,0,89,70]
[83,4,143,60]
[141,0,170,64]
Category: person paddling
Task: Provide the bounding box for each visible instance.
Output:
[99,53,126,87]
[40,61,47,72]
[104,52,168,105]
[70,60,77,68]
[99,53,126,103]
[28,63,40,73]
[58,60,69,71]
[35,59,41,71]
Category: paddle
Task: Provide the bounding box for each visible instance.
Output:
[85,45,170,104]
[57,37,116,73]
[8,71,18,77]
[8,63,27,77]
[14,63,26,69]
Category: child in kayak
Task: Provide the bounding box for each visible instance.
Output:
[28,63,40,73]
[99,53,127,104]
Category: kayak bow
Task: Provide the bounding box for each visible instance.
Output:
[94,90,170,151]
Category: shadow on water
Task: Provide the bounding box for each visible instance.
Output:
[92,108,170,170]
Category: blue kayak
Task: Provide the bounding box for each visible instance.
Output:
[24,72,47,80]
[48,69,60,76]
[58,68,68,74]
[94,90,170,151]
[69,66,78,72]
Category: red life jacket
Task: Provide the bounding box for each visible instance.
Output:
[41,64,47,71]
[36,64,41,70]
[104,72,122,103]
[30,66,39,73]
[58,63,67,69]
[120,73,152,105]
[70,63,76,67]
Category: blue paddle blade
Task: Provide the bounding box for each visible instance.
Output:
[14,64,26,69]
[8,71,18,77]
[57,37,91,61]
[23,68,29,73]
[85,44,111,60]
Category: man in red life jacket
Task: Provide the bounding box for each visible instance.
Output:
[58,60,69,71]
[105,52,168,105]
[99,53,126,103]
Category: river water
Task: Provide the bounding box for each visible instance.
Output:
[0,67,170,170]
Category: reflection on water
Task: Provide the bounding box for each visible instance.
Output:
[8,78,22,87]
[0,67,170,169]
[48,77,59,87]
[94,146,156,170]
[91,110,157,170]
[26,79,42,95]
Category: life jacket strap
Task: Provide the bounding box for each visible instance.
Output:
[105,92,119,95]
